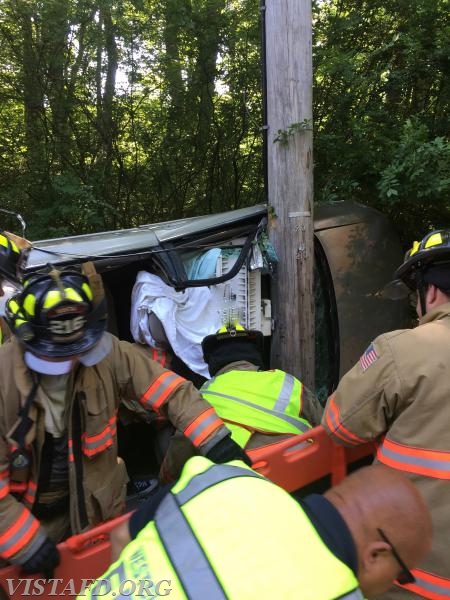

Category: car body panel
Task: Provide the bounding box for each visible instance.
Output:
[315,206,410,376]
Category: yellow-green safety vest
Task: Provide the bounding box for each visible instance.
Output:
[200,369,311,447]
[83,457,362,600]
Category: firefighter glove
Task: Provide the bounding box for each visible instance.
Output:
[21,536,60,579]
[206,434,252,467]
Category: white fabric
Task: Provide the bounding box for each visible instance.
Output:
[130,272,221,377]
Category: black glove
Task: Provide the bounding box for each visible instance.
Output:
[21,537,60,579]
[206,434,252,467]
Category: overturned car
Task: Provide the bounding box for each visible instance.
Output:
[24,200,409,394]
[0,201,408,597]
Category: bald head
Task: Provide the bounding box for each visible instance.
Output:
[324,465,432,598]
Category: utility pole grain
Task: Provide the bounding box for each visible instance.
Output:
[265,0,314,387]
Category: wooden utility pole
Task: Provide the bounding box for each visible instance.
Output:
[264,0,314,387]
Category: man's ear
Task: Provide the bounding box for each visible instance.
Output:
[426,283,442,308]
[361,541,391,570]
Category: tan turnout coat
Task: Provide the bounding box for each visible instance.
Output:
[0,334,228,565]
[322,303,450,599]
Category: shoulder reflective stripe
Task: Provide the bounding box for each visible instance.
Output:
[272,373,295,412]
[176,463,264,506]
[377,438,450,479]
[140,372,185,412]
[155,492,227,600]
[325,397,368,445]
[201,377,215,392]
[336,590,364,600]
[404,568,450,598]
[203,390,310,432]
[183,408,223,447]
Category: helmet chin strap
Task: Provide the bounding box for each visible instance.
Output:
[417,273,428,316]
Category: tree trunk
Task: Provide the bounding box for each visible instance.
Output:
[96,1,118,228]
[42,0,71,170]
[19,3,48,210]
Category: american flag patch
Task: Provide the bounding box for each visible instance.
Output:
[359,343,379,372]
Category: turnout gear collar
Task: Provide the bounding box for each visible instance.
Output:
[206,340,264,376]
[6,267,107,358]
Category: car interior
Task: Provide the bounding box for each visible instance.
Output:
[95,229,340,508]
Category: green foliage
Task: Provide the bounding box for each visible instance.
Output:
[28,173,115,239]
[0,0,448,242]
[273,120,313,146]
[0,0,264,237]
[313,0,450,242]
[378,118,450,242]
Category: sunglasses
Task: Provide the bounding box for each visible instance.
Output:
[377,528,415,585]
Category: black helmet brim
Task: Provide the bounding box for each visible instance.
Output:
[202,328,264,363]
[395,249,450,289]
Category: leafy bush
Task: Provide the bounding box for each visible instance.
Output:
[378,118,450,242]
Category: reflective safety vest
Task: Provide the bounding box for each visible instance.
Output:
[83,457,362,600]
[200,369,311,447]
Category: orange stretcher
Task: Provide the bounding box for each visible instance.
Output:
[248,425,376,491]
[0,426,375,599]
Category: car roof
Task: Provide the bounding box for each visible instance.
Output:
[26,201,376,274]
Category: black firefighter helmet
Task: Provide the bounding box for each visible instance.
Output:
[202,323,264,376]
[395,230,450,315]
[6,268,107,358]
[0,230,22,286]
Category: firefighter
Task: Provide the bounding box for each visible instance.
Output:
[322,229,450,600]
[0,267,249,578]
[0,230,27,345]
[159,323,323,482]
[87,461,431,600]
